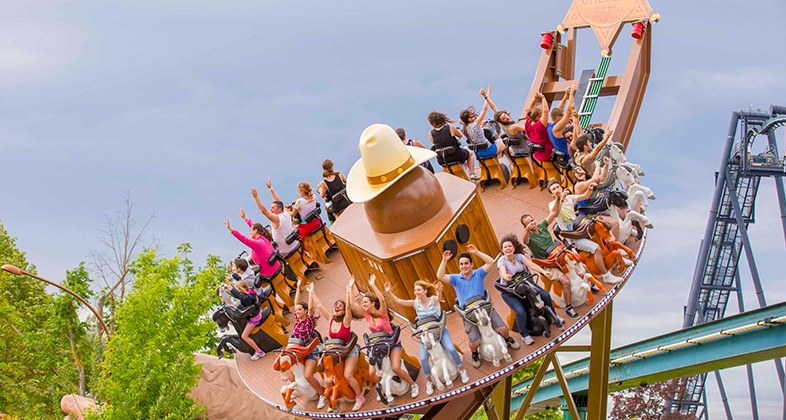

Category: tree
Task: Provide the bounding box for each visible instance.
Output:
[53,263,97,397]
[90,194,155,339]
[90,244,222,420]
[610,380,698,420]
[0,222,85,417]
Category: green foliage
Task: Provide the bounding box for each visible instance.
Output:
[91,246,223,420]
[0,222,82,418]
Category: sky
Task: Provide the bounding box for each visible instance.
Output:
[1,0,786,417]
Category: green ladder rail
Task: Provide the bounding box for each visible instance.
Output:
[577,56,611,128]
[511,301,786,415]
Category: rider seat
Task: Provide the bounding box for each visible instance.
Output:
[504,137,540,189]
[433,145,470,181]
[282,231,320,276]
[551,149,577,189]
[468,142,508,191]
[302,204,338,264]
[323,333,359,359]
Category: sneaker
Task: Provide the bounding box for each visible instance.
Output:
[505,336,521,350]
[250,350,265,361]
[565,306,580,319]
[426,381,435,396]
[317,395,328,409]
[522,335,535,345]
[410,383,420,398]
[459,369,470,384]
[352,395,365,411]
[471,351,482,368]
[470,174,481,181]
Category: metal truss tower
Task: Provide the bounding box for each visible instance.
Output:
[669,106,786,419]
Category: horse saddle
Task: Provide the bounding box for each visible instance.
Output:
[409,313,446,338]
[285,336,321,360]
[225,304,270,323]
[363,327,401,353]
[323,333,358,359]
[576,193,610,215]
[554,215,591,240]
[495,271,538,299]
[532,241,570,269]
[453,292,492,323]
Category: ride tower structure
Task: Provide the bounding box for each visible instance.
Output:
[669,106,786,419]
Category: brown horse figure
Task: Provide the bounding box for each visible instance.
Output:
[584,219,636,283]
[272,337,323,411]
[316,334,373,413]
[533,242,605,308]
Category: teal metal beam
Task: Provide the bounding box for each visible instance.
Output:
[512,302,786,413]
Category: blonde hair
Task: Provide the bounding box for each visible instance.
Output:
[234,281,249,294]
[298,182,313,198]
[414,280,437,297]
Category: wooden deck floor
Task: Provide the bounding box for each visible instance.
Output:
[235,178,644,418]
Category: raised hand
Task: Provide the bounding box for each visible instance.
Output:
[224,218,232,231]
[347,275,355,290]
[442,250,453,261]
[435,281,443,291]
[239,208,247,220]
[479,88,487,98]
[266,177,272,190]
[467,244,478,254]
[305,282,314,293]
[369,274,377,287]
[251,187,259,198]
[384,281,393,293]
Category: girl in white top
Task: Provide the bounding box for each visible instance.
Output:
[384,279,469,395]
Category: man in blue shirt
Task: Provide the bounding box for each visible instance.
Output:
[437,244,520,368]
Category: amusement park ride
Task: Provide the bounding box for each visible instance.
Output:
[223,1,786,419]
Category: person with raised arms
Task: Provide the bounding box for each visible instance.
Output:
[308,277,366,411]
[353,274,419,398]
[436,244,520,369]
[383,279,470,395]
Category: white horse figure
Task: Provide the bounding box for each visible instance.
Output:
[364,328,409,406]
[410,313,458,392]
[608,142,645,178]
[615,166,656,214]
[549,252,594,308]
[611,203,654,244]
[454,295,511,368]
[272,342,325,410]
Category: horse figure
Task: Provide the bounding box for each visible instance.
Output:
[615,166,655,213]
[607,191,653,244]
[363,326,410,406]
[273,337,323,411]
[495,272,564,338]
[213,304,283,358]
[605,141,645,178]
[317,333,373,413]
[408,312,458,392]
[588,219,636,275]
[453,293,512,368]
[532,242,602,308]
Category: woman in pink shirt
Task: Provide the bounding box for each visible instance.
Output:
[353,274,419,398]
[225,209,281,277]
[522,91,553,164]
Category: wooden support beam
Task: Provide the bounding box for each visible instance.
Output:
[606,22,652,149]
[587,302,614,420]
[515,356,554,420]
[551,353,582,420]
[485,376,512,420]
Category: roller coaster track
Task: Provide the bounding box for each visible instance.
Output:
[674,108,786,418]
[511,302,786,415]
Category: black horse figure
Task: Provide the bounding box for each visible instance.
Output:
[213,287,284,358]
[495,272,564,338]
[362,326,417,406]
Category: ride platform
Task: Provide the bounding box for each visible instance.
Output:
[234,178,646,419]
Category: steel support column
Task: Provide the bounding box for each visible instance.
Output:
[587,302,613,420]
[683,112,740,328]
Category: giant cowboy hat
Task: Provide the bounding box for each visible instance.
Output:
[347,124,436,203]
